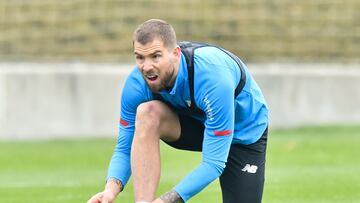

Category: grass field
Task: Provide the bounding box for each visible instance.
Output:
[1,125,360,203]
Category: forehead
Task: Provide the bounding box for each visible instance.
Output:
[134,39,166,55]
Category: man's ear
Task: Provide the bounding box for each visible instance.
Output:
[172,46,181,59]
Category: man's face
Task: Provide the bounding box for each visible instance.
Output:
[134,39,179,93]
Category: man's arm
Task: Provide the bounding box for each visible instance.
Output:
[160,190,184,203]
[87,178,123,203]
[150,190,184,203]
[106,177,123,194]
[88,68,149,203]
[103,178,123,201]
[106,68,149,188]
[172,59,236,201]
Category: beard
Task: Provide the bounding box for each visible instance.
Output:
[146,61,176,93]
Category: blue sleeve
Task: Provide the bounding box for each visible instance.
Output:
[106,69,150,187]
[174,67,236,201]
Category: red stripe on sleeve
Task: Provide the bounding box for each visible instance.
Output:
[120,119,129,127]
[214,130,232,136]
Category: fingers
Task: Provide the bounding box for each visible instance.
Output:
[101,191,116,203]
[101,196,110,203]
[87,190,117,203]
[87,192,103,203]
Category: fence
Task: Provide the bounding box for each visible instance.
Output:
[1,62,360,139]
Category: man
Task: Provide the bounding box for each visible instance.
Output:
[88,19,268,203]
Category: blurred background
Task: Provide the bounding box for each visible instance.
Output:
[0,1,360,202]
[1,0,359,139]
[1,0,359,62]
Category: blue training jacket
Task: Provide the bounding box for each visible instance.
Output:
[107,45,268,202]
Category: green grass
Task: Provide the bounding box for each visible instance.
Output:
[1,125,360,203]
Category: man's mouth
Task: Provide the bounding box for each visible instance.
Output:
[145,74,158,82]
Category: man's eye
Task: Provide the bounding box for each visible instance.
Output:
[153,54,161,59]
[136,56,144,61]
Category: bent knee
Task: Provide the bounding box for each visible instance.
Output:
[136,101,181,141]
[135,101,165,129]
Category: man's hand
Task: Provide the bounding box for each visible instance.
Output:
[87,178,122,203]
[87,191,103,203]
[87,190,117,203]
[151,198,165,203]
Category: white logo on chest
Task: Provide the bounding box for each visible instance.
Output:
[186,100,191,107]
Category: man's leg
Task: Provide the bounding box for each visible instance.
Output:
[131,101,181,202]
[219,128,268,203]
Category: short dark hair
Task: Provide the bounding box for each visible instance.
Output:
[133,19,177,50]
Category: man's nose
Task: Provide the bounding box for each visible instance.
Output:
[142,59,153,72]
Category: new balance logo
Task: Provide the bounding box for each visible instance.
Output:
[241,164,258,173]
